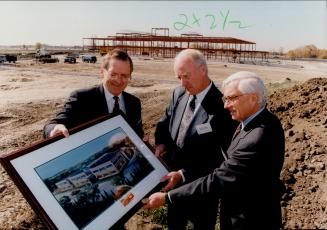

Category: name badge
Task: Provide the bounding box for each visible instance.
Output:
[196,123,212,135]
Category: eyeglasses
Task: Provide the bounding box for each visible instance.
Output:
[222,94,246,104]
[106,70,131,82]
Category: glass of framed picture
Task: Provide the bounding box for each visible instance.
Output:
[1,115,169,230]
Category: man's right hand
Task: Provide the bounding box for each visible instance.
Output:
[155,144,166,157]
[49,124,69,138]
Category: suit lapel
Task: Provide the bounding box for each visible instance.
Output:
[227,108,268,154]
[187,84,217,136]
[122,91,130,116]
[122,92,136,125]
[187,104,208,136]
[171,93,189,140]
[227,130,248,153]
[98,84,110,114]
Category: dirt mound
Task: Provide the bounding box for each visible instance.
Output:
[268,78,327,229]
[0,78,326,229]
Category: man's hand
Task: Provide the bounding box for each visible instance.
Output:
[143,135,149,143]
[142,135,155,152]
[161,171,182,191]
[49,124,69,138]
[142,192,166,209]
[155,144,166,157]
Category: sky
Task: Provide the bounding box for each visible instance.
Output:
[0,1,326,51]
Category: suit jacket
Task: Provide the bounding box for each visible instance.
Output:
[43,84,144,138]
[168,108,285,229]
[155,84,236,183]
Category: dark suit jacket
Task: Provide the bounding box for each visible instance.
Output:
[155,83,236,183]
[43,84,144,138]
[168,108,285,230]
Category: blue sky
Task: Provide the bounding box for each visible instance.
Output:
[0,1,326,51]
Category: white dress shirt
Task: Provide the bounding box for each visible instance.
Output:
[103,86,126,114]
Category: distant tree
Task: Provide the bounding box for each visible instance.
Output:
[35,42,42,50]
[288,50,296,60]
[304,45,318,58]
[288,44,320,59]
[318,49,327,59]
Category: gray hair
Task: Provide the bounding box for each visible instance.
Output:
[175,49,208,73]
[222,71,266,107]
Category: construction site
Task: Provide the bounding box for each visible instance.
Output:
[83,28,269,63]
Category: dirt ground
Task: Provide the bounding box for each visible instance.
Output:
[0,56,327,229]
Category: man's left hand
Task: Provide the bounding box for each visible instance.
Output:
[142,192,166,209]
[161,171,182,192]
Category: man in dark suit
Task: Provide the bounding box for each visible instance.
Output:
[154,49,236,229]
[43,49,143,139]
[144,71,285,230]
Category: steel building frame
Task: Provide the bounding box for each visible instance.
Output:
[83,28,268,62]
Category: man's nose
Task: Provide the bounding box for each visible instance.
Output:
[223,101,230,109]
[181,78,187,87]
[112,75,123,83]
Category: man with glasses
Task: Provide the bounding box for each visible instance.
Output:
[43,49,144,139]
[144,71,285,230]
[153,49,236,230]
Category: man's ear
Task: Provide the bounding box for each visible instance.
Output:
[200,64,206,75]
[252,92,260,104]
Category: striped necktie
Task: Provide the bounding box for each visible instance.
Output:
[176,95,196,148]
[232,123,242,140]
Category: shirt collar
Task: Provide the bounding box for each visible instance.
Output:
[192,81,212,107]
[103,85,122,101]
[242,107,265,129]
[103,85,126,114]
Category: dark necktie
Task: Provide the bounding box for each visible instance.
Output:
[232,123,242,140]
[112,96,120,116]
[189,95,196,112]
[176,95,196,147]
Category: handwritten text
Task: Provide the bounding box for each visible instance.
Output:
[173,10,252,31]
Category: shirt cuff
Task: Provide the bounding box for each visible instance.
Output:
[178,169,186,183]
[166,192,172,205]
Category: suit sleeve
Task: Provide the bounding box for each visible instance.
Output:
[155,88,179,148]
[43,90,81,138]
[134,98,144,138]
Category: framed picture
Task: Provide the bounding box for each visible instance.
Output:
[0,115,169,230]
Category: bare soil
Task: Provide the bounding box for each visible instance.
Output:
[0,56,327,229]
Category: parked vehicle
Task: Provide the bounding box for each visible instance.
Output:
[82,55,97,63]
[35,50,59,63]
[36,48,51,58]
[0,55,6,63]
[64,56,76,64]
[0,54,17,63]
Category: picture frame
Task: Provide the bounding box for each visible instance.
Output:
[0,115,169,230]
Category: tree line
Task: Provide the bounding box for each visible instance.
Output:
[288,45,327,60]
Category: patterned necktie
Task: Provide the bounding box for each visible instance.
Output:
[232,123,242,140]
[112,96,120,116]
[176,95,196,148]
